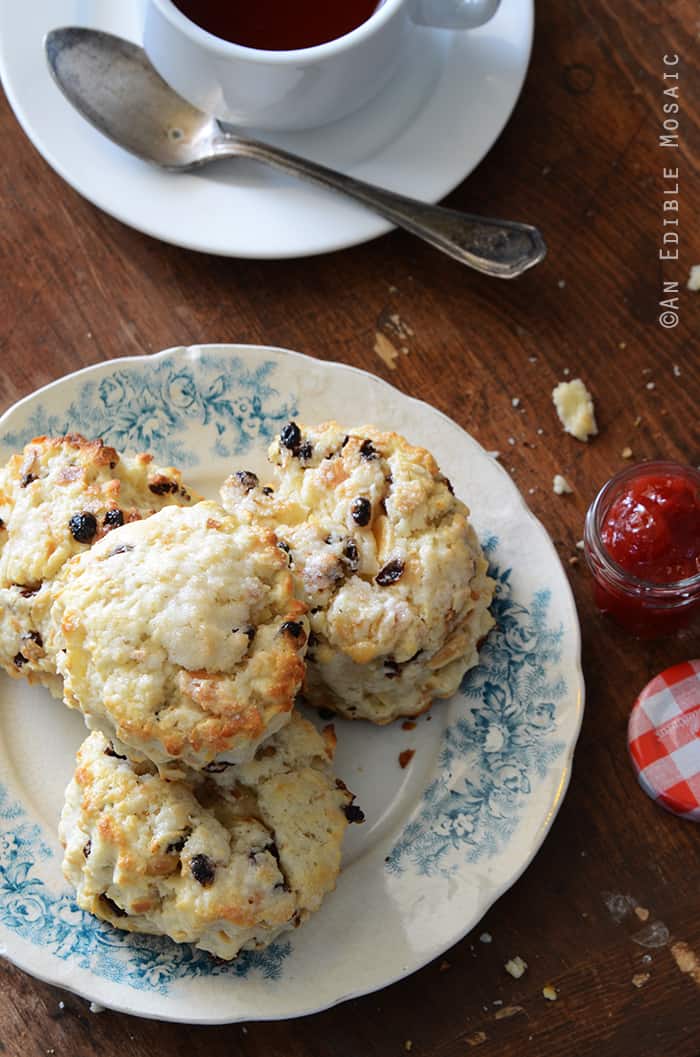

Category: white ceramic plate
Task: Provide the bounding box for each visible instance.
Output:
[0,345,583,1023]
[0,0,532,258]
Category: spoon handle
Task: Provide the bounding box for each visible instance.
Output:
[215,134,546,278]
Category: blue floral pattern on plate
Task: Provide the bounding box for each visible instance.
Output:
[386,538,566,876]
[0,355,298,468]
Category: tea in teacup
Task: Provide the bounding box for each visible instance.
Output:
[171,0,381,50]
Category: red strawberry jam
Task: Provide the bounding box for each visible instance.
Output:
[584,462,700,637]
[601,472,700,583]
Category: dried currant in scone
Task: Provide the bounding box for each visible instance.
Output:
[280,421,302,455]
[103,508,124,530]
[233,470,259,493]
[351,497,372,526]
[344,803,365,823]
[277,539,293,566]
[375,558,405,586]
[342,540,359,572]
[69,511,98,543]
[190,854,216,887]
[280,620,306,642]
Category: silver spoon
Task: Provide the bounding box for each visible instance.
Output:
[45,27,546,276]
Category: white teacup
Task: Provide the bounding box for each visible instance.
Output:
[143,0,501,132]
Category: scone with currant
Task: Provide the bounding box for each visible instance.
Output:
[60,713,362,960]
[49,501,309,776]
[0,433,197,696]
[220,421,495,724]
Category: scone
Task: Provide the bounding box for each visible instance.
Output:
[59,716,361,960]
[220,422,495,724]
[50,501,309,774]
[0,433,197,696]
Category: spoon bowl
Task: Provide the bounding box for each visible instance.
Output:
[46,28,219,169]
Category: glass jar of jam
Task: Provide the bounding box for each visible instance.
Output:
[584,460,700,638]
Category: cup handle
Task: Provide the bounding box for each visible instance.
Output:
[411,0,500,29]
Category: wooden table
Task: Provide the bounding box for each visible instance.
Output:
[1,1,699,1054]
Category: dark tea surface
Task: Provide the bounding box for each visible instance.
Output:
[171,0,381,50]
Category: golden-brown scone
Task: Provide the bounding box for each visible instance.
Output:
[220,422,495,724]
[59,715,360,960]
[50,501,309,774]
[0,434,198,696]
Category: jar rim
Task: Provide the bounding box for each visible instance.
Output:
[584,459,700,595]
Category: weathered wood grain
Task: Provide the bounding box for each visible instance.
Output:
[0,0,698,1055]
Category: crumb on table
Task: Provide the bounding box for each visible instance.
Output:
[688,265,700,291]
[552,378,598,442]
[465,1031,488,1048]
[495,1005,524,1021]
[505,956,528,979]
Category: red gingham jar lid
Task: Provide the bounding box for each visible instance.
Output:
[628,660,700,821]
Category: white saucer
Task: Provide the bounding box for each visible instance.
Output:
[0,0,532,258]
